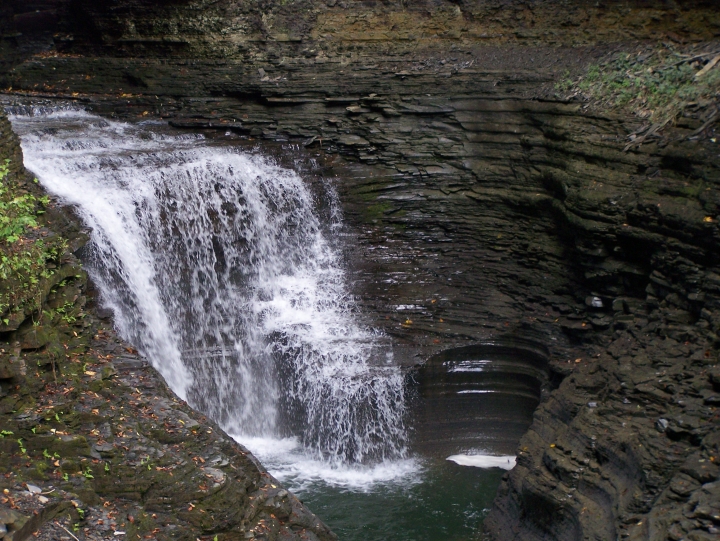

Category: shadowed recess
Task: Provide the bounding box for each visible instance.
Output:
[410,339,549,458]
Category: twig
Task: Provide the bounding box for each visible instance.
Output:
[625,51,719,77]
[688,107,719,138]
[628,123,651,138]
[58,523,81,541]
[51,356,57,384]
[624,117,672,152]
[695,54,720,78]
[667,50,720,68]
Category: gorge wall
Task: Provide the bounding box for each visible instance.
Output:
[1,1,719,540]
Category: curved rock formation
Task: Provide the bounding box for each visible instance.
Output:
[410,339,548,458]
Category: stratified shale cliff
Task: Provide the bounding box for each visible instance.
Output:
[1,1,719,540]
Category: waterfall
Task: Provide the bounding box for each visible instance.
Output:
[9,106,407,465]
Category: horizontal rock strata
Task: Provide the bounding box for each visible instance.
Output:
[1,1,719,540]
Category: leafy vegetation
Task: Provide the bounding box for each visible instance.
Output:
[0,158,67,324]
[555,43,720,129]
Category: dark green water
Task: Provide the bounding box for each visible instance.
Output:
[295,460,505,541]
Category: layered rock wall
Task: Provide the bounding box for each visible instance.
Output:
[1,1,719,540]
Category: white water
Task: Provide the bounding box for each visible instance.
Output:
[446,454,516,470]
[237,435,420,493]
[9,106,409,478]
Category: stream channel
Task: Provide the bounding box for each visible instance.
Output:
[7,104,539,541]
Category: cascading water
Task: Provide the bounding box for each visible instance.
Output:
[8,105,407,465]
[7,103,527,541]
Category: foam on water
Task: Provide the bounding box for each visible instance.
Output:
[446,454,517,470]
[234,435,421,493]
[9,105,408,470]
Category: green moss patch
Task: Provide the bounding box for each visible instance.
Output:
[0,158,68,329]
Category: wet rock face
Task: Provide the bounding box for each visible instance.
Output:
[1,2,720,540]
[410,340,548,458]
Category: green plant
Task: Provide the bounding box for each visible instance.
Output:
[55,301,78,324]
[0,160,47,243]
[557,45,720,127]
[82,466,94,479]
[62,472,69,481]
[554,69,573,92]
[17,438,26,454]
[0,159,67,322]
[0,429,14,438]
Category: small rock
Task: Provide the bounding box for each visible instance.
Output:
[345,105,371,115]
[656,418,669,432]
[95,442,114,453]
[0,507,27,530]
[26,484,42,494]
[38,495,49,504]
[590,316,611,329]
[587,402,598,408]
[337,134,370,146]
